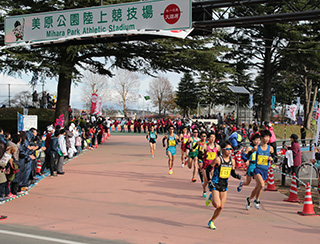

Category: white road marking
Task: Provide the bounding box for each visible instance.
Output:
[0,229,88,244]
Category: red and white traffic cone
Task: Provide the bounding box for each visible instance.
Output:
[264,166,277,191]
[297,182,319,216]
[284,173,300,202]
[36,160,42,174]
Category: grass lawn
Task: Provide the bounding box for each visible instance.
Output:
[273,124,315,140]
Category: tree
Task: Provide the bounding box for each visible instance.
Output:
[278,20,320,129]
[112,69,140,117]
[10,91,32,107]
[0,0,233,126]
[147,76,173,116]
[81,71,109,110]
[175,73,200,117]
[223,3,292,121]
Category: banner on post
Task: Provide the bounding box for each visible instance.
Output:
[17,113,24,131]
[55,114,65,129]
[249,94,253,109]
[91,93,102,115]
[285,105,297,121]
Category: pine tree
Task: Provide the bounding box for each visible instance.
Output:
[175,73,200,117]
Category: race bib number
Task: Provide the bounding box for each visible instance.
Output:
[168,140,176,147]
[257,155,269,166]
[192,142,198,152]
[207,152,216,161]
[219,166,231,179]
[251,153,256,161]
[183,138,188,144]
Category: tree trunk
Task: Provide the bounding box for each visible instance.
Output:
[55,71,72,127]
[304,77,317,130]
[261,40,272,122]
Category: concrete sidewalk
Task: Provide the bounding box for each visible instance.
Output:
[0,135,319,244]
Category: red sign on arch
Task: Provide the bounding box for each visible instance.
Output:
[163,4,181,25]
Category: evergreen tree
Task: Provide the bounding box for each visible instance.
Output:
[0,0,223,125]
[175,73,200,117]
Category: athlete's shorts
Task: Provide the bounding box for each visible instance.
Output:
[211,179,228,192]
[203,160,211,169]
[254,167,268,181]
[189,151,198,159]
[246,163,256,177]
[167,147,176,156]
[181,143,187,152]
[149,138,156,144]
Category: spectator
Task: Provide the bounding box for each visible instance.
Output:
[228,127,239,149]
[57,129,67,175]
[0,128,7,146]
[300,125,307,147]
[287,134,301,187]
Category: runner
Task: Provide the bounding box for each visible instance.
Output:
[146,125,157,158]
[162,125,179,175]
[199,132,220,198]
[245,130,274,210]
[186,129,200,182]
[205,141,241,230]
[197,131,208,188]
[237,133,261,192]
[179,126,190,168]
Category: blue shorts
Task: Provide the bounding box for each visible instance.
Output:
[167,147,176,156]
[247,163,256,177]
[254,167,268,181]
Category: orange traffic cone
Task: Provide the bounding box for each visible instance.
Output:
[284,173,300,202]
[36,160,42,174]
[264,166,277,191]
[297,182,319,216]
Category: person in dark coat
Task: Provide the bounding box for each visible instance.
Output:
[300,125,307,147]
[287,134,301,187]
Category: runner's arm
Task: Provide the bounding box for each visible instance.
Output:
[230,158,241,179]
[162,136,167,147]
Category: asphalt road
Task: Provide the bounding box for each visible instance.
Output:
[0,134,319,244]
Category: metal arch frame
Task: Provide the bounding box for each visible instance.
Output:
[192,0,320,29]
[1,0,320,46]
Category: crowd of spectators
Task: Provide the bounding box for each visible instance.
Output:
[0,117,109,204]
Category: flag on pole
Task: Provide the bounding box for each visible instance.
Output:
[285,105,297,121]
[18,113,24,131]
[249,94,253,109]
[144,96,150,101]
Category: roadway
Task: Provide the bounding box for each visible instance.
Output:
[0,134,319,244]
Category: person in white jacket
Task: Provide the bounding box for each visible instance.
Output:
[57,130,67,175]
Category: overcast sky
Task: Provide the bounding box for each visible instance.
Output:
[0,71,182,111]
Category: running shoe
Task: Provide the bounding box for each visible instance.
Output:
[168,169,173,175]
[184,158,189,165]
[205,193,212,206]
[246,197,251,210]
[254,199,260,209]
[192,178,196,182]
[208,220,216,230]
[202,192,207,198]
[237,181,243,192]
[181,163,184,168]
[151,155,154,158]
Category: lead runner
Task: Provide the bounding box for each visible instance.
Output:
[205,141,241,230]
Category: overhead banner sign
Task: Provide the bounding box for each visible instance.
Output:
[5,0,192,46]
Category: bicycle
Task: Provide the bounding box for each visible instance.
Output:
[297,162,319,186]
